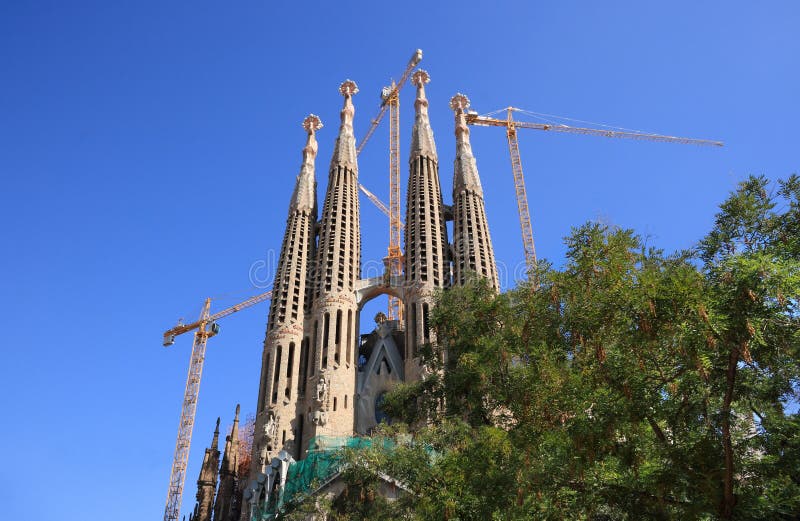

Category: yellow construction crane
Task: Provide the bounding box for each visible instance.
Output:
[162,291,271,521]
[466,107,723,273]
[354,49,422,321]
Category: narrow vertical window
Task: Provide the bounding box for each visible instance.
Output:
[259,353,270,410]
[410,304,418,358]
[296,415,304,460]
[311,321,318,376]
[423,303,431,344]
[272,346,282,404]
[335,310,342,364]
[347,309,353,364]
[322,312,330,368]
[287,342,295,378]
[300,336,309,395]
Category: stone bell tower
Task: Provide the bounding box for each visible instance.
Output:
[403,69,449,379]
[449,93,499,290]
[301,80,361,451]
[250,115,321,470]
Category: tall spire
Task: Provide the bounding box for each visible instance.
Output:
[409,69,437,159]
[290,115,322,213]
[192,418,222,521]
[250,116,322,481]
[302,80,361,452]
[220,405,240,475]
[214,405,242,521]
[450,93,499,290]
[230,404,240,443]
[404,70,449,379]
[312,79,361,298]
[330,80,359,172]
[450,93,483,195]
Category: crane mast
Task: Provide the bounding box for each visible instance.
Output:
[356,49,422,320]
[386,82,403,320]
[162,291,271,521]
[466,107,722,274]
[505,110,537,271]
[162,298,214,521]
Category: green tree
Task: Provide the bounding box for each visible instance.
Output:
[300,176,799,520]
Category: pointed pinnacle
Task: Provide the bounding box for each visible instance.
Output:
[212,417,220,448]
[331,80,359,172]
[290,115,321,213]
[230,404,240,441]
[451,93,483,195]
[410,69,436,159]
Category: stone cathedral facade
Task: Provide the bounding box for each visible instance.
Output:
[188,70,499,521]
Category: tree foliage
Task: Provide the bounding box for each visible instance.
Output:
[302,175,800,520]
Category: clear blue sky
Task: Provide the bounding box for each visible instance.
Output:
[1,2,797,519]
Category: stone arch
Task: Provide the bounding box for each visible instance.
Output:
[355,275,405,312]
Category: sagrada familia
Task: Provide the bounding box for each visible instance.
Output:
[186,69,500,521]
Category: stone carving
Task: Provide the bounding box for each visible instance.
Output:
[315,371,329,406]
[256,409,280,469]
[309,371,330,426]
[309,409,328,426]
[264,410,279,445]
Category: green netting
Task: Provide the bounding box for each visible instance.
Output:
[257,436,394,519]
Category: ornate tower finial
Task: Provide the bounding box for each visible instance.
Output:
[302,114,323,134]
[339,79,359,97]
[411,69,430,88]
[449,93,471,112]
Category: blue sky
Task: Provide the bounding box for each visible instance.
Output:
[0,2,797,519]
